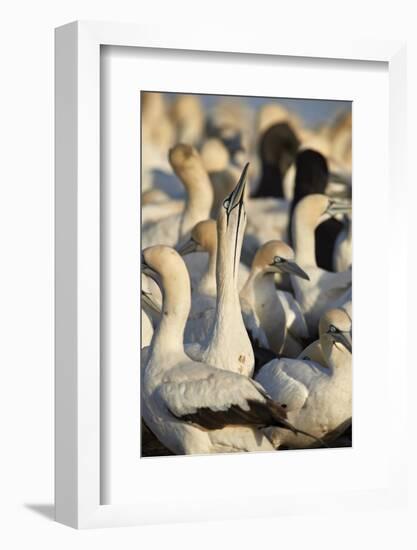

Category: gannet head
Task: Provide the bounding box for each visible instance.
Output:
[216,163,249,275]
[169,143,199,174]
[142,245,189,289]
[294,193,352,228]
[217,162,249,231]
[319,308,352,354]
[260,122,300,176]
[168,144,210,194]
[221,161,248,212]
[177,219,217,257]
[252,240,310,280]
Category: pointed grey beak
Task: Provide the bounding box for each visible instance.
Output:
[277,259,310,281]
[331,330,352,353]
[176,238,199,257]
[141,289,161,315]
[326,198,352,217]
[223,162,249,215]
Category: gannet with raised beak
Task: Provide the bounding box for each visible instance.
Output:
[239,240,309,358]
[184,164,255,377]
[200,136,290,266]
[291,193,352,335]
[141,245,310,455]
[142,144,214,248]
[256,307,352,448]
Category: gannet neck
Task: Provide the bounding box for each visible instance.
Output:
[169,145,214,240]
[242,268,286,355]
[180,177,213,239]
[212,215,241,326]
[204,200,253,374]
[292,201,319,267]
[145,248,191,362]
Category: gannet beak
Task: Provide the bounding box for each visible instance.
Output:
[176,238,199,257]
[141,289,161,315]
[223,162,249,215]
[277,260,310,281]
[326,198,352,217]
[331,330,352,353]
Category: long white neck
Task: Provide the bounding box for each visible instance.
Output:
[204,214,254,374]
[240,269,286,354]
[292,210,317,267]
[179,177,214,240]
[209,225,241,344]
[150,263,191,363]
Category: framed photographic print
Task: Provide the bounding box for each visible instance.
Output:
[55,21,407,528]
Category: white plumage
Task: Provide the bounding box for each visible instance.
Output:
[240,240,309,357]
[141,244,296,455]
[255,307,352,448]
[177,218,249,346]
[140,95,354,456]
[184,165,254,377]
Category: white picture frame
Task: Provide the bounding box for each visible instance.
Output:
[55,20,407,529]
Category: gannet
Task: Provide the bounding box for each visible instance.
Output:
[256,307,352,448]
[288,149,345,271]
[184,164,255,377]
[142,144,213,248]
[254,122,300,199]
[291,194,352,335]
[297,301,352,367]
[239,240,309,358]
[141,245,306,455]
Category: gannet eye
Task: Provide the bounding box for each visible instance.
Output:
[274,256,283,264]
[329,325,337,333]
[223,198,231,210]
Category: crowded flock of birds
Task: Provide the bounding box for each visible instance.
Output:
[140,92,352,456]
